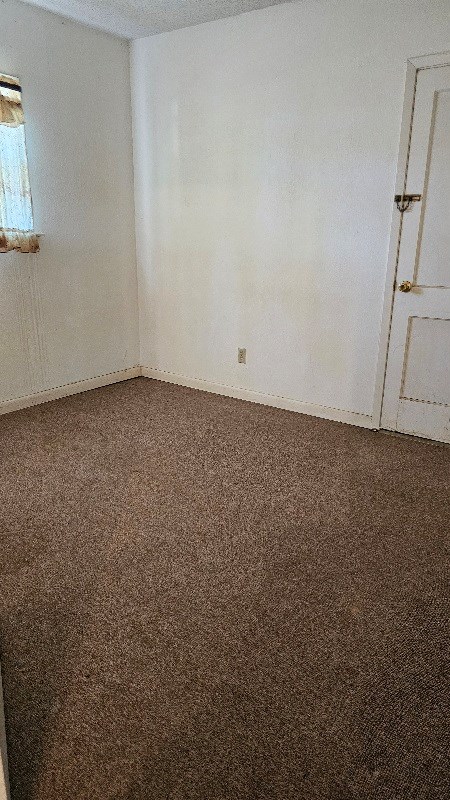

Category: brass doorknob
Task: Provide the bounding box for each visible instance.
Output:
[399,280,412,293]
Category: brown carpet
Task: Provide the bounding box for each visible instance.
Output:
[0,377,449,800]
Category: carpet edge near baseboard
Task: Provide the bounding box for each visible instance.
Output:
[141,366,375,430]
[0,364,375,430]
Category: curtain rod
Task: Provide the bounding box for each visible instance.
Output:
[0,80,22,93]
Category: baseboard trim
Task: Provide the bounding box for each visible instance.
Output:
[0,367,142,416]
[0,665,10,800]
[141,367,375,429]
[0,365,375,429]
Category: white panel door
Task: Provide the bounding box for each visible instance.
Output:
[382,65,450,443]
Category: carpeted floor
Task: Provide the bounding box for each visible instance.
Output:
[0,377,449,800]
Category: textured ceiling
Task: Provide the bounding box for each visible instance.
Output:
[21,0,292,39]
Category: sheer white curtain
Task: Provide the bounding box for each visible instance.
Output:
[0,74,39,253]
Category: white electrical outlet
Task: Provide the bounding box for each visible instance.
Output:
[238,347,246,364]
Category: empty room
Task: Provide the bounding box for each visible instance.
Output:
[0,1,449,798]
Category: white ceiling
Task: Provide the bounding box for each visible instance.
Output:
[21,0,292,39]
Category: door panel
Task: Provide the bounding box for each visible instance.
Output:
[416,89,450,287]
[402,317,450,405]
[396,397,450,442]
[382,64,450,443]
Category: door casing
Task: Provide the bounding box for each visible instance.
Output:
[374,50,450,431]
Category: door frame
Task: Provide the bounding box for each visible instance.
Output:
[373,50,450,430]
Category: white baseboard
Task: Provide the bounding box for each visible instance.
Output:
[141,367,375,429]
[0,666,10,800]
[0,364,375,430]
[0,366,142,416]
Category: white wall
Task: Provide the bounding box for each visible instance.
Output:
[132,0,450,420]
[0,0,139,404]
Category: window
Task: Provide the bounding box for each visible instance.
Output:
[0,74,39,253]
